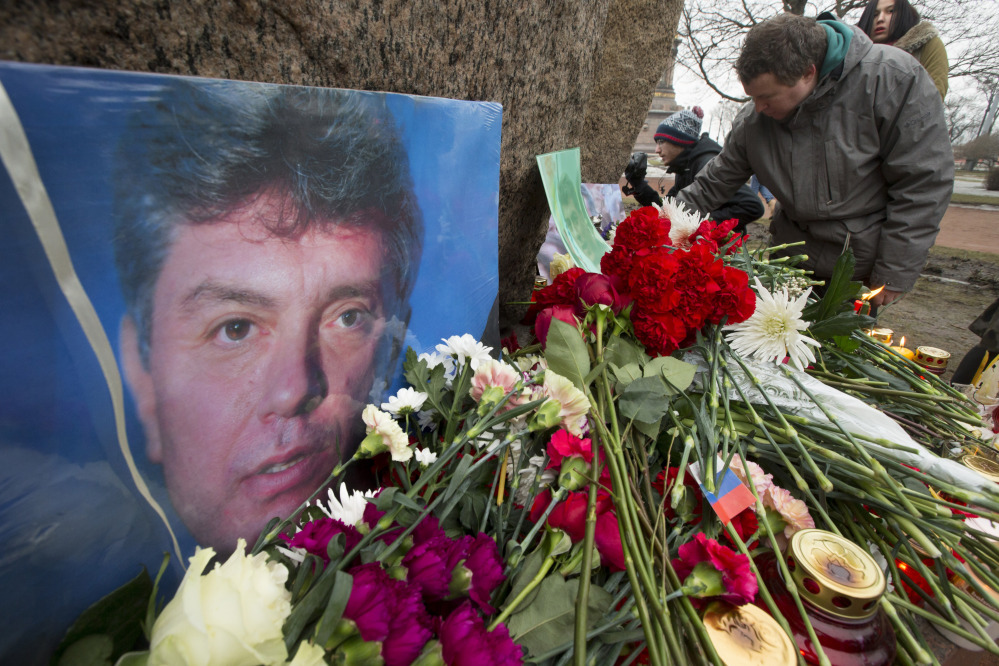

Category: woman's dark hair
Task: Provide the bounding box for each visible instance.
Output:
[857,0,920,43]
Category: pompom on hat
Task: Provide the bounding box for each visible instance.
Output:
[654,106,704,147]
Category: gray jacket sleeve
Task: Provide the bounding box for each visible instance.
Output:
[868,66,953,291]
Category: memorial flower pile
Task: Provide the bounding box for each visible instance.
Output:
[60,204,999,666]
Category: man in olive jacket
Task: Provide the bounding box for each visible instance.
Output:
[677,13,953,308]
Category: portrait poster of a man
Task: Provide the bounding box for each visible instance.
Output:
[0,62,501,664]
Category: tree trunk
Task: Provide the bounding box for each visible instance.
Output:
[0,0,683,331]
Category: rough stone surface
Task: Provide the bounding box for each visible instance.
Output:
[0,0,681,330]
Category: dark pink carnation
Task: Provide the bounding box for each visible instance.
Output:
[462,534,506,613]
[343,563,395,641]
[403,534,454,601]
[382,579,434,666]
[672,532,758,606]
[282,518,362,564]
[438,602,523,666]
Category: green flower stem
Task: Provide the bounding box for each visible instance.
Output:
[721,519,798,653]
[598,433,673,666]
[574,379,602,666]
[719,366,809,492]
[517,487,568,558]
[587,339,673,664]
[488,552,558,630]
[780,368,928,523]
[887,595,999,654]
[603,461,669,665]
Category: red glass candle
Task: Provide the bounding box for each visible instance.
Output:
[755,529,896,666]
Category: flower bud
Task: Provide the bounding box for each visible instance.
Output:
[681,561,725,599]
[355,431,388,459]
[411,641,446,666]
[338,635,385,666]
[448,562,472,597]
[529,399,562,432]
[558,456,591,491]
[476,385,507,415]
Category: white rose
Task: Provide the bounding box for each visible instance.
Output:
[148,539,292,666]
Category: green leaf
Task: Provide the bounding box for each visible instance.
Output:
[604,335,648,369]
[459,491,489,531]
[832,335,862,352]
[504,549,546,609]
[114,653,149,666]
[506,575,613,656]
[51,568,152,666]
[544,318,591,391]
[618,377,671,424]
[611,362,643,388]
[644,356,696,393]
[633,417,662,441]
[56,635,113,666]
[802,249,864,322]
[808,312,874,340]
[314,571,353,647]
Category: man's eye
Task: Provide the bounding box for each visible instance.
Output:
[339,309,361,328]
[220,319,253,341]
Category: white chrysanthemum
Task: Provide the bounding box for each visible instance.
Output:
[381,386,429,416]
[316,482,375,526]
[542,370,591,436]
[361,404,413,462]
[723,278,821,371]
[414,447,438,467]
[436,334,494,371]
[661,197,703,248]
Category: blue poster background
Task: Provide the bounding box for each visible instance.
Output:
[0,61,501,664]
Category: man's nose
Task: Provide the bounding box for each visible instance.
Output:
[258,329,327,420]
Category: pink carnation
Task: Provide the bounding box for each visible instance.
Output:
[764,486,815,538]
[727,456,774,496]
[470,358,526,410]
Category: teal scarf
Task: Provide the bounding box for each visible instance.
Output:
[818,20,854,78]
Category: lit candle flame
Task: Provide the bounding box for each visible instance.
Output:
[861,285,886,302]
[899,336,906,347]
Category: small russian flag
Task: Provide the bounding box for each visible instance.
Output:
[687,458,757,525]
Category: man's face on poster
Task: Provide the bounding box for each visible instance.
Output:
[122,191,391,551]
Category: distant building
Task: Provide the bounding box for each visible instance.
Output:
[634,38,683,155]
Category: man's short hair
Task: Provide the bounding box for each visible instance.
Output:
[112,82,424,362]
[736,13,828,87]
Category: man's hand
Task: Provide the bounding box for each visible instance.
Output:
[870,288,903,308]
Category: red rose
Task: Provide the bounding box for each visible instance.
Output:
[523,267,588,324]
[594,511,626,572]
[574,272,630,316]
[534,304,579,348]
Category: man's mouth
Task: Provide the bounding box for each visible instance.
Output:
[243,446,334,499]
